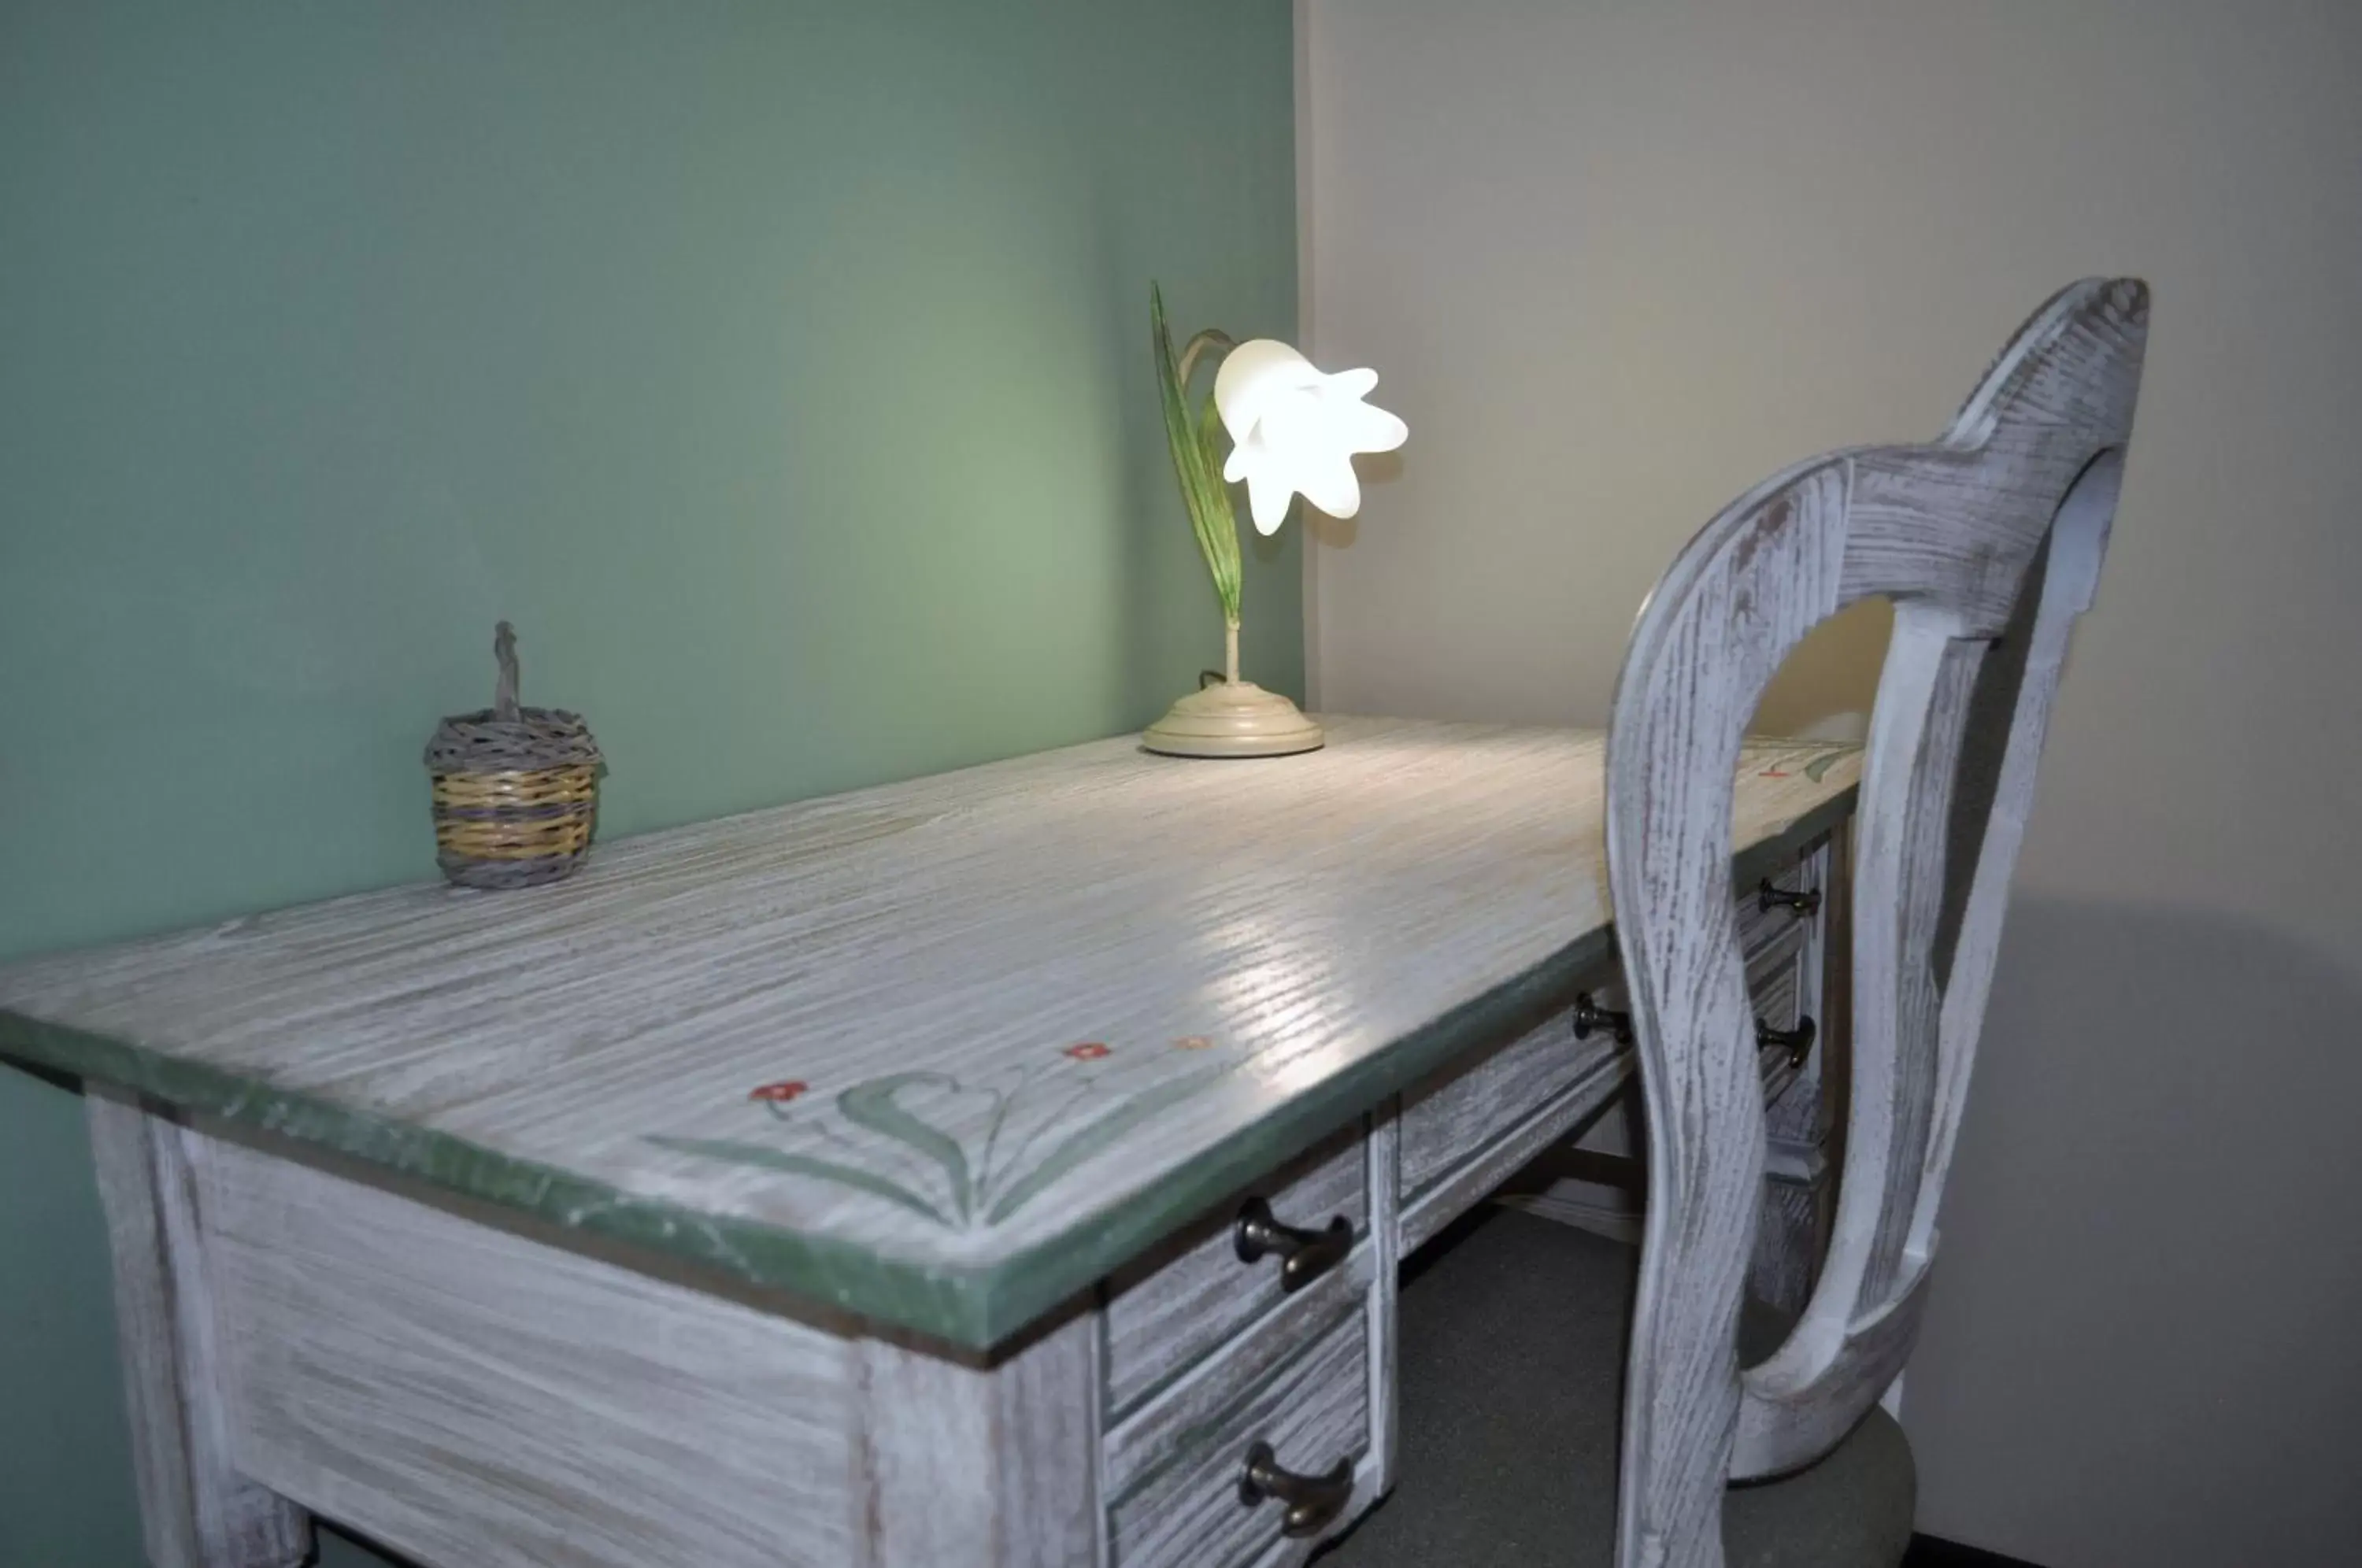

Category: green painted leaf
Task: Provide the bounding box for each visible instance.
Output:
[1803,748,1856,782]
[838,1073,977,1223]
[1196,393,1242,601]
[644,1136,951,1226]
[983,1063,1231,1225]
[1153,283,1244,624]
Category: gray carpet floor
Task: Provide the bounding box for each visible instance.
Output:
[1317,1208,1916,1567]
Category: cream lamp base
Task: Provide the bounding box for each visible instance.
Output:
[1142,680,1324,759]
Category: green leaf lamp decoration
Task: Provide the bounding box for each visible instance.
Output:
[1143,284,1409,758]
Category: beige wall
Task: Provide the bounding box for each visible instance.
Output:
[1301,3,2362,1563]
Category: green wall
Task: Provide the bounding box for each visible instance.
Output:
[0,3,1296,1562]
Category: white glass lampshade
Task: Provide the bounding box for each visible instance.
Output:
[1212,339,1409,534]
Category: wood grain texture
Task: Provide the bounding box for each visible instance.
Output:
[1733,1268,1931,1477]
[1446,897,1805,1255]
[1102,1245,1374,1504]
[1399,1008,1616,1197]
[1398,1047,1629,1255]
[85,1094,312,1568]
[1746,938,1811,1112]
[1731,851,1818,968]
[1756,841,1834,1153]
[0,719,1858,1348]
[1749,830,1851,1322]
[1605,279,2145,1566]
[856,1311,1101,1568]
[195,1130,861,1568]
[1749,875,1829,1323]
[1363,1106,1404,1496]
[1746,1156,1827,1326]
[1106,1306,1368,1568]
[1102,1124,1367,1418]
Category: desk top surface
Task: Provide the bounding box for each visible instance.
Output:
[0,717,1858,1349]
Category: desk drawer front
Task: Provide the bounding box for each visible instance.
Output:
[1749,935,1811,1107]
[1105,1303,1370,1568]
[1399,867,1823,1208]
[1400,1011,1608,1199]
[1740,857,1823,961]
[1103,1125,1368,1418]
[1394,861,1827,1248]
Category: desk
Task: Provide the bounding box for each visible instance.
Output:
[0,717,1858,1568]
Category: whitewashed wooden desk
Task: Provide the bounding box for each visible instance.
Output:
[0,717,1859,1568]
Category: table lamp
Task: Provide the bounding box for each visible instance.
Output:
[1142,284,1408,758]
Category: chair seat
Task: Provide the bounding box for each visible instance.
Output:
[1319,1209,1915,1568]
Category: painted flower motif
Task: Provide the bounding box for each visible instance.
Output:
[1213,338,1409,535]
[748,1080,809,1104]
[1753,745,1854,783]
[1173,1035,1215,1051]
[652,1047,1240,1232]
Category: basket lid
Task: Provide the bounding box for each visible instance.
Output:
[424,623,602,774]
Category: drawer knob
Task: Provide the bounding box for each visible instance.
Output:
[1572,992,1633,1045]
[1758,879,1823,919]
[1235,1197,1351,1292]
[1240,1440,1354,1538]
[1756,1013,1818,1067]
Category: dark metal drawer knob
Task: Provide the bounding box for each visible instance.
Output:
[1573,992,1632,1044]
[1756,1013,1818,1067]
[1235,1197,1350,1292]
[1240,1440,1353,1538]
[1758,879,1823,919]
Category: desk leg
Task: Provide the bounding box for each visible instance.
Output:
[855,1309,1102,1568]
[87,1093,312,1568]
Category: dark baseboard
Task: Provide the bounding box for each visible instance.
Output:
[1904,1534,2047,1568]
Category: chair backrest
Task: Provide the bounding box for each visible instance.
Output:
[1604,279,2149,1568]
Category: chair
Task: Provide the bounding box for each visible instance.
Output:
[1324,277,2149,1567]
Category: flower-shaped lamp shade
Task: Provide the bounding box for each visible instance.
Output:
[1212,339,1409,534]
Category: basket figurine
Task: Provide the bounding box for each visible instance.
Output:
[424,623,602,889]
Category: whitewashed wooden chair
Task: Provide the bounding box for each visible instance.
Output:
[1323,278,2147,1568]
[1609,276,2148,1566]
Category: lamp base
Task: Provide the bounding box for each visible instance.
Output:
[1142,681,1324,759]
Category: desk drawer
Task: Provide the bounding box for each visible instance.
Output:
[1398,872,1816,1207]
[1395,875,1821,1246]
[1102,1124,1368,1417]
[1400,1009,1610,1199]
[1739,856,1824,961]
[1749,920,1816,1107]
[1105,1298,1370,1568]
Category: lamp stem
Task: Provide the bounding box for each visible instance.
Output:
[1224,619,1241,686]
[1177,328,1237,394]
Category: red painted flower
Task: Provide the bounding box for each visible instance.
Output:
[1063,1042,1112,1061]
[749,1080,810,1104]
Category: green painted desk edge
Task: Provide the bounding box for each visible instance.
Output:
[0,787,1855,1355]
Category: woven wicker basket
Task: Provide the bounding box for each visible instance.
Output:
[424,623,602,890]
